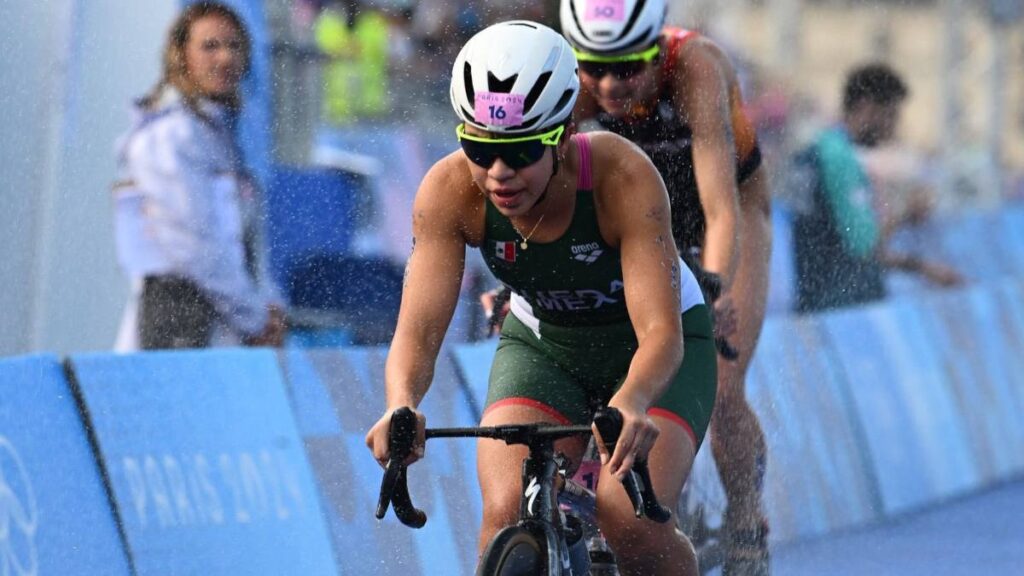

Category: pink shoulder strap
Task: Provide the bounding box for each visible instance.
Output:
[573,133,593,190]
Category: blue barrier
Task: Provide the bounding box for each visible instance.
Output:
[920,286,1024,482]
[0,355,132,575]
[996,204,1024,275]
[279,347,481,575]
[449,340,498,420]
[820,302,980,515]
[746,316,880,541]
[68,349,338,576]
[766,206,797,315]
[990,281,1024,472]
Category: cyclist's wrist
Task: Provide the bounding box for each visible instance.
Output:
[609,388,654,413]
[386,400,418,412]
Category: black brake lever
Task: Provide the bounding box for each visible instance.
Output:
[594,407,674,523]
[632,459,672,523]
[375,407,427,528]
[593,408,645,519]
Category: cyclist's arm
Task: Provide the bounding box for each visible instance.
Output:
[384,157,469,410]
[673,38,742,289]
[593,133,684,471]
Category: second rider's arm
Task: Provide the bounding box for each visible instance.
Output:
[366,157,470,465]
[674,39,742,289]
[592,133,685,480]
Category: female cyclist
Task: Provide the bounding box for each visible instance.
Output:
[365,21,717,576]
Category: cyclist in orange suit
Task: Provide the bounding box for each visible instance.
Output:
[366,21,718,576]
[562,1,773,573]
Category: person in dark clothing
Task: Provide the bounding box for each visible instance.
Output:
[792,63,961,313]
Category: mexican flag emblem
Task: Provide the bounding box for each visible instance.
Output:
[494,241,517,263]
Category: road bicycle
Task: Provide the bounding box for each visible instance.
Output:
[376,407,671,575]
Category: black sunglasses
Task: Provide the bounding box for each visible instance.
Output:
[456,124,565,170]
[578,59,650,80]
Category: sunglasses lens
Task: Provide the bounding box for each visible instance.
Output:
[459,140,497,168]
[579,61,608,78]
[610,61,647,79]
[581,60,647,80]
[460,139,547,169]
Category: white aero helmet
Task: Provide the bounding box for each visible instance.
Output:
[450,21,579,135]
[560,0,666,55]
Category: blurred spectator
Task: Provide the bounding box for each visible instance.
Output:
[790,63,962,314]
[315,0,407,125]
[112,1,285,350]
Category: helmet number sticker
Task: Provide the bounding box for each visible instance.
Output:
[475,92,525,127]
[586,0,625,22]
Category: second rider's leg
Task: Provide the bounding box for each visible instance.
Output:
[712,171,772,573]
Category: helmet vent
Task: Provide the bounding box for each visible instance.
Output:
[463,62,475,106]
[524,71,552,112]
[517,116,542,131]
[488,72,518,94]
[553,89,575,119]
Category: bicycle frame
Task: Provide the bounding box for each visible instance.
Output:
[513,428,586,574]
[429,422,592,574]
[376,408,671,575]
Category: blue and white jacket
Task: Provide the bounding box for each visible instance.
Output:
[113,88,279,347]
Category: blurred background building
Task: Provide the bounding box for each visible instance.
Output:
[1,0,1022,354]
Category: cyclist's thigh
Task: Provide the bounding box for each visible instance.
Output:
[649,305,718,449]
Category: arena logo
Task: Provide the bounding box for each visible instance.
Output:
[0,436,38,576]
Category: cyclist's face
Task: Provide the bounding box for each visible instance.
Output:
[579,62,658,118]
[185,15,246,99]
[463,126,562,216]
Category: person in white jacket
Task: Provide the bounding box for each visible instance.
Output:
[113,1,285,351]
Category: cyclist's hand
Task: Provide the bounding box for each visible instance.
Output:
[245,304,287,348]
[713,294,738,342]
[479,288,510,337]
[365,407,426,468]
[596,399,659,482]
[920,262,965,288]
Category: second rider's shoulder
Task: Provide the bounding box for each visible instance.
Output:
[666,31,735,83]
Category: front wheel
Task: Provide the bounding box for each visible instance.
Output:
[477,525,548,576]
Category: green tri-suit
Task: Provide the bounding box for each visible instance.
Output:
[479,135,717,446]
